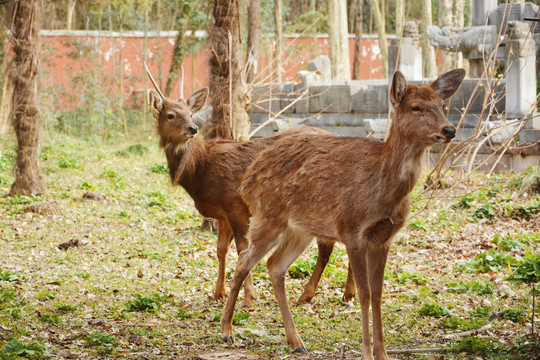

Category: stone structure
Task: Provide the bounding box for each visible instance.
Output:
[248,2,540,172]
[427,1,540,77]
[388,22,422,81]
[506,21,536,120]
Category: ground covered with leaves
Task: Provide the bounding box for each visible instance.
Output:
[0,129,539,359]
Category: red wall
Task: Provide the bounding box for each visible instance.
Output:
[39,31,389,111]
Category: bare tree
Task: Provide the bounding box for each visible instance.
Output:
[422,0,437,78]
[328,0,351,80]
[5,0,45,196]
[204,0,249,141]
[66,0,76,30]
[455,0,464,68]
[440,0,454,71]
[395,0,404,37]
[274,0,283,82]
[352,0,363,79]
[246,0,260,83]
[164,0,189,97]
[371,0,388,77]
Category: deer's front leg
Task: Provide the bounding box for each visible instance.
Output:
[346,242,374,360]
[214,220,233,301]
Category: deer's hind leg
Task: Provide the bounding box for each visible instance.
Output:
[267,227,313,352]
[214,219,234,301]
[298,238,334,303]
[221,215,286,341]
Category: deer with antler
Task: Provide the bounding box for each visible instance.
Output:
[144,63,354,306]
[221,69,466,359]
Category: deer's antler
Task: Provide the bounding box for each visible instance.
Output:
[144,61,165,99]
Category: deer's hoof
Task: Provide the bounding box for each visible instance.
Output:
[292,347,308,354]
[297,295,313,304]
[222,336,233,343]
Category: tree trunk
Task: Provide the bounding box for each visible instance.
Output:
[455,0,464,68]
[440,0,454,71]
[165,0,189,98]
[66,0,76,30]
[274,0,283,83]
[352,0,363,80]
[205,0,249,141]
[0,8,11,135]
[328,0,351,81]
[6,0,45,196]
[422,0,437,78]
[246,0,260,83]
[395,0,404,36]
[371,0,388,78]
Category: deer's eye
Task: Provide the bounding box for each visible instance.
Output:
[167,113,174,120]
[411,106,421,112]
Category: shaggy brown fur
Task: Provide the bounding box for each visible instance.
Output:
[221,69,465,358]
[148,87,331,305]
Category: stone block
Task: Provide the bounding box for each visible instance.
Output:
[417,78,506,115]
[309,85,352,113]
[308,55,331,79]
[250,84,283,114]
[351,84,389,114]
[363,118,389,140]
[304,113,362,127]
[280,82,302,114]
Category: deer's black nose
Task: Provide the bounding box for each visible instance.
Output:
[188,125,198,135]
[442,126,456,139]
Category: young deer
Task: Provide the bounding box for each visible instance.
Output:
[144,65,342,306]
[221,69,465,359]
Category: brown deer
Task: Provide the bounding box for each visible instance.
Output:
[144,64,348,306]
[221,69,465,359]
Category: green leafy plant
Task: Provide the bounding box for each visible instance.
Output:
[232,312,250,325]
[458,249,517,273]
[474,203,497,219]
[87,332,118,355]
[125,294,162,313]
[0,338,51,359]
[288,258,316,279]
[447,280,494,295]
[418,303,450,318]
[147,162,168,174]
[396,271,429,286]
[0,269,20,282]
[507,254,540,335]
[491,233,538,252]
[57,157,80,169]
[56,303,77,312]
[117,144,149,157]
[39,314,60,324]
[176,308,201,320]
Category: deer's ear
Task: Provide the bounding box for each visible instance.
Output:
[187,88,209,113]
[148,89,163,118]
[430,68,465,100]
[390,71,408,109]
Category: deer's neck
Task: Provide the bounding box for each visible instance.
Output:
[162,137,205,187]
[380,131,425,203]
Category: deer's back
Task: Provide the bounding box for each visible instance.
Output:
[241,134,410,239]
[182,127,328,221]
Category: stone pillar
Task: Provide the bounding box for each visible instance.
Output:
[473,0,497,26]
[506,21,536,119]
[470,0,498,77]
[388,21,422,80]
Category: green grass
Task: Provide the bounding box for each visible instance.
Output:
[0,128,538,359]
